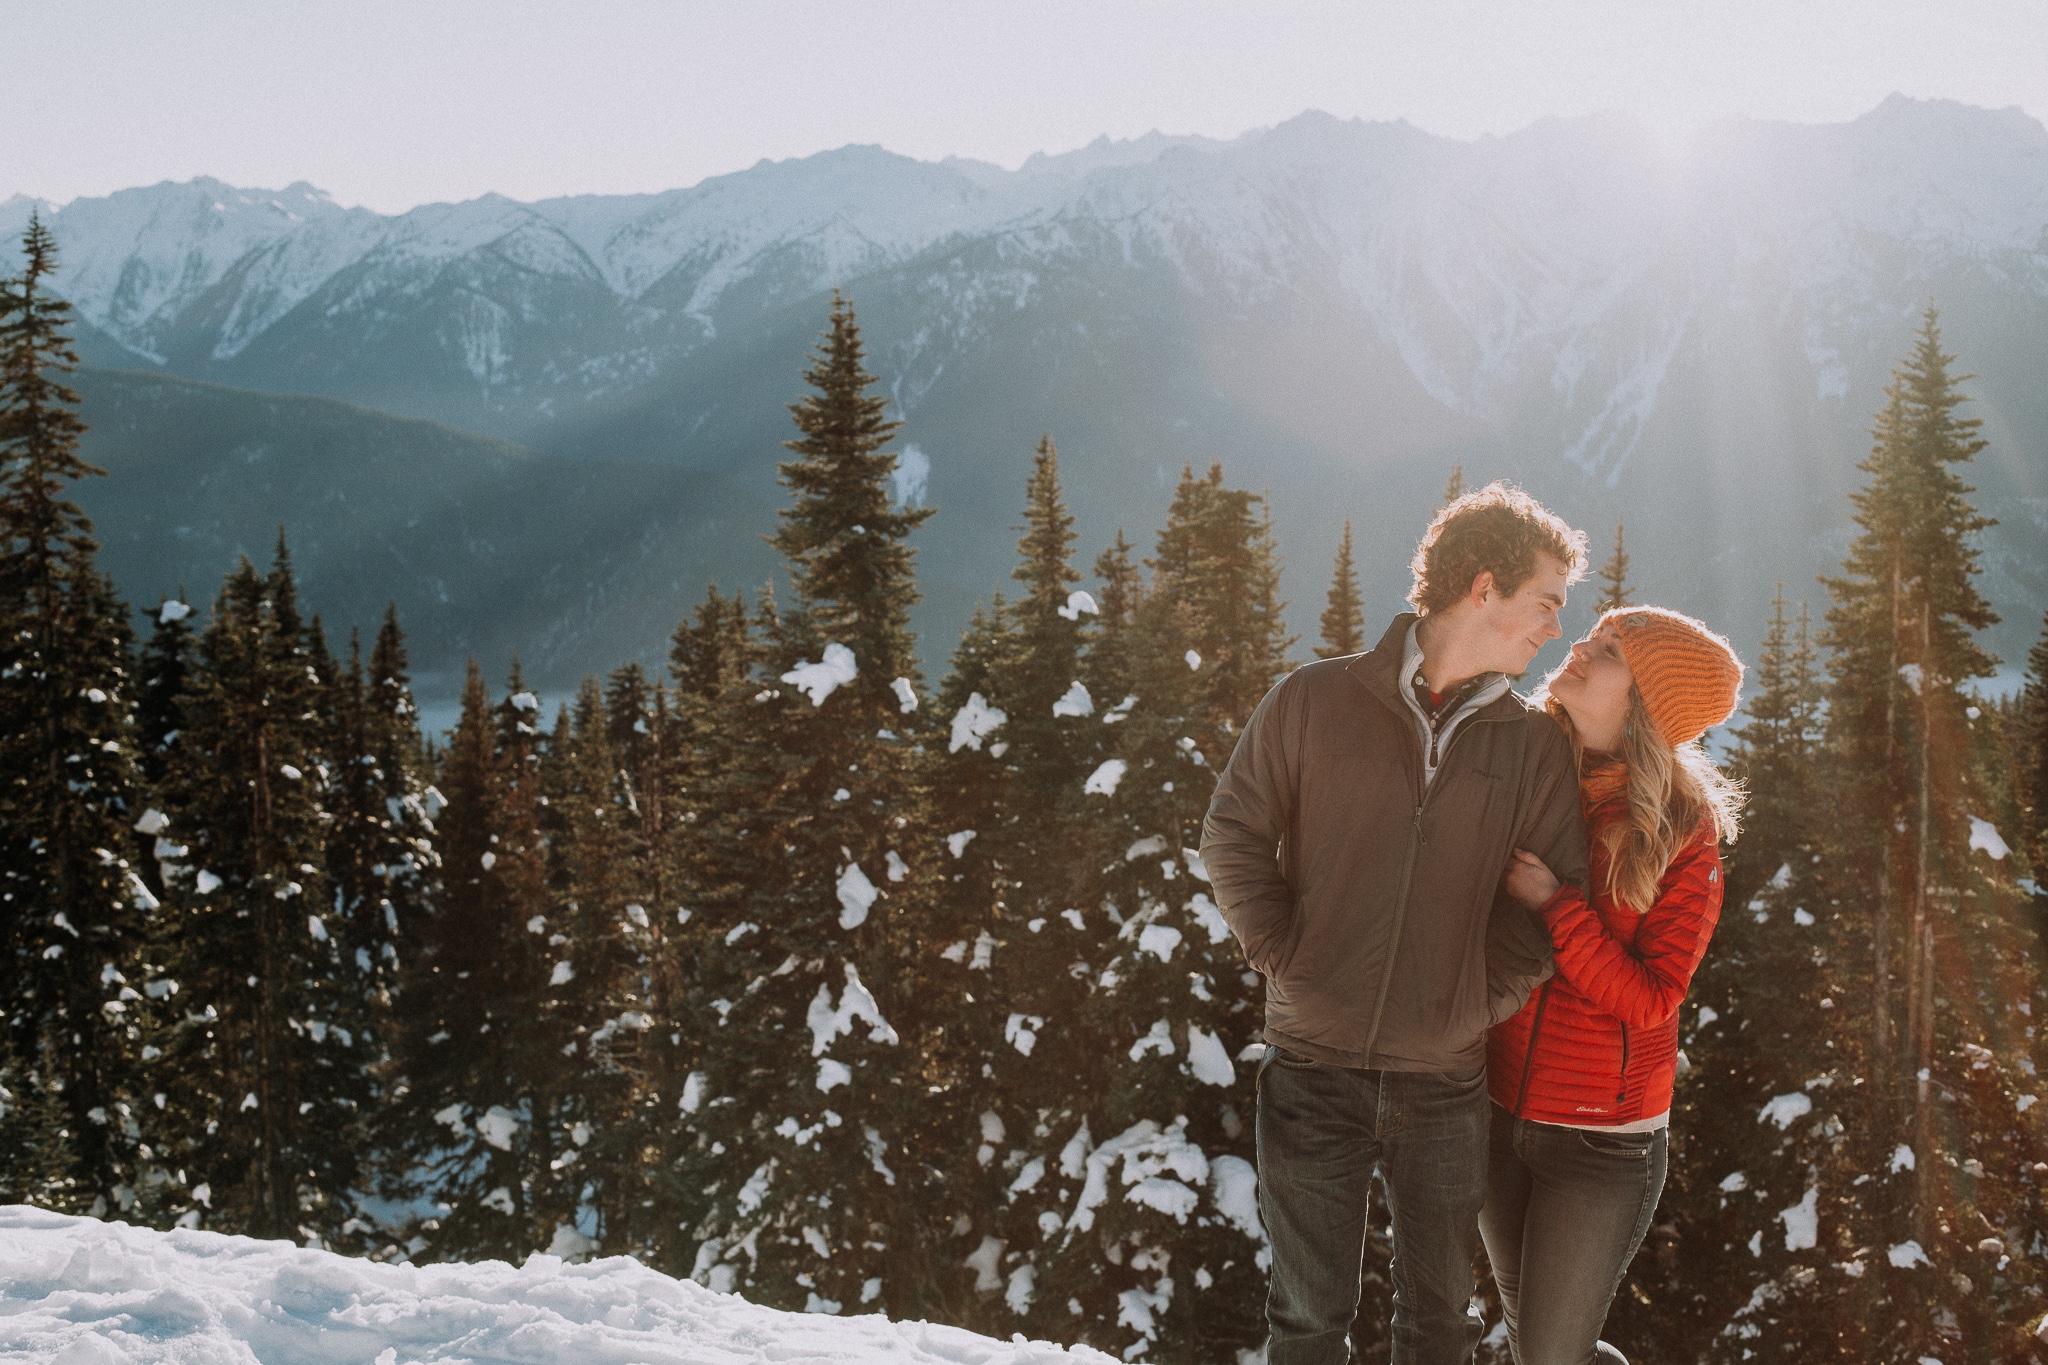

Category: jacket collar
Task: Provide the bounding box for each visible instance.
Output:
[1346,612,1420,712]
[1346,611,1529,722]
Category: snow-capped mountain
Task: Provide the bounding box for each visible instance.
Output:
[8,95,2046,689]
[19,99,2046,439]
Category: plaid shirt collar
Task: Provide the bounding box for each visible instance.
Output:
[1411,670,1488,725]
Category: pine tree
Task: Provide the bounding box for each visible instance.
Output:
[1808,306,2036,1358]
[320,609,437,1251]
[567,662,688,1261]
[768,291,933,681]
[1595,518,1633,614]
[684,295,949,1317]
[0,1036,77,1207]
[1442,463,1465,506]
[2019,610,2048,891]
[1632,799,1872,1362]
[1000,438,1095,807]
[1035,464,1293,1361]
[1724,586,1821,907]
[1616,587,1857,1359]
[536,672,652,1255]
[380,662,566,1261]
[929,438,1136,1331]
[615,585,759,1274]
[135,593,195,791]
[144,546,366,1241]
[0,215,152,1216]
[1145,465,1295,736]
[924,595,1026,1326]
[1315,520,1365,659]
[1087,530,1144,713]
[362,606,439,978]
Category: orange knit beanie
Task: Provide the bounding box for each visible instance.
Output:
[1600,606,1744,747]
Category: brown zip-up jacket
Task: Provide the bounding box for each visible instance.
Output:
[1200,613,1589,1071]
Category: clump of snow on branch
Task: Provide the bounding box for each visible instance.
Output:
[808,964,898,1055]
[1187,892,1230,944]
[890,677,918,713]
[1136,924,1182,962]
[1062,1116,1260,1245]
[1052,681,1093,718]
[1779,1186,1819,1250]
[1124,835,1168,862]
[1211,1155,1267,1252]
[1968,816,2010,860]
[1005,1014,1045,1056]
[1757,1092,1811,1130]
[949,693,1007,753]
[1056,590,1099,621]
[1084,759,1127,796]
[1128,1020,1175,1061]
[475,1105,521,1151]
[781,643,859,707]
[836,862,879,929]
[1185,1025,1236,1086]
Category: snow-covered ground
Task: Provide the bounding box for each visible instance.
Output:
[0,1207,1123,1365]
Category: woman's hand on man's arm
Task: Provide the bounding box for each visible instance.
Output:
[1502,848,1560,909]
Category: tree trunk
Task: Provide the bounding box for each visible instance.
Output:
[1907,602,1934,1243]
[1872,562,1900,1126]
[252,724,288,1238]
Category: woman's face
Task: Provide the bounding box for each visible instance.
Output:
[1550,620,1635,748]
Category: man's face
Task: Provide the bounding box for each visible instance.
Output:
[1473,554,1569,675]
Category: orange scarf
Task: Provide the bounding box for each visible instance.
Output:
[1581,755,1629,817]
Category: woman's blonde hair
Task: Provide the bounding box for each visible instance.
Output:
[1540,684,1745,914]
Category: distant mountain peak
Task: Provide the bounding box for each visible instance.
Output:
[1856,91,2048,143]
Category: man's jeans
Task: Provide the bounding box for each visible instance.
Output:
[1478,1101,1668,1365]
[1256,1048,1490,1365]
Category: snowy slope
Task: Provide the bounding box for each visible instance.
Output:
[1,179,384,365]
[0,1207,1124,1365]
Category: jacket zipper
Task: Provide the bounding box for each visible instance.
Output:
[1357,804,1426,1059]
[1357,705,1504,1060]
[1617,1025,1630,1106]
[1513,981,1551,1117]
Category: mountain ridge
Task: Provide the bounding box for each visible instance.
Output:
[69,366,781,697]
[10,96,2047,692]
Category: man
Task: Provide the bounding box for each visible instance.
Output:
[1200,482,1592,1365]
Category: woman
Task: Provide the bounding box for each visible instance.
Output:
[1482,606,1745,1365]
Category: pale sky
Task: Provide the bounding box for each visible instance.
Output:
[9,0,2047,212]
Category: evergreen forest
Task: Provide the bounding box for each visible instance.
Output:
[4,220,2046,1363]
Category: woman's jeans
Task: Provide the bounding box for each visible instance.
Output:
[1256,1048,1490,1365]
[1478,1101,1668,1365]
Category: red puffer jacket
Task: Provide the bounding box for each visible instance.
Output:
[1488,781,1723,1125]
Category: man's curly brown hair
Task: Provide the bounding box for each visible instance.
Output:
[1408,481,1587,614]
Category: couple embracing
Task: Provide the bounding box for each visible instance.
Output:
[1201,483,1744,1365]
